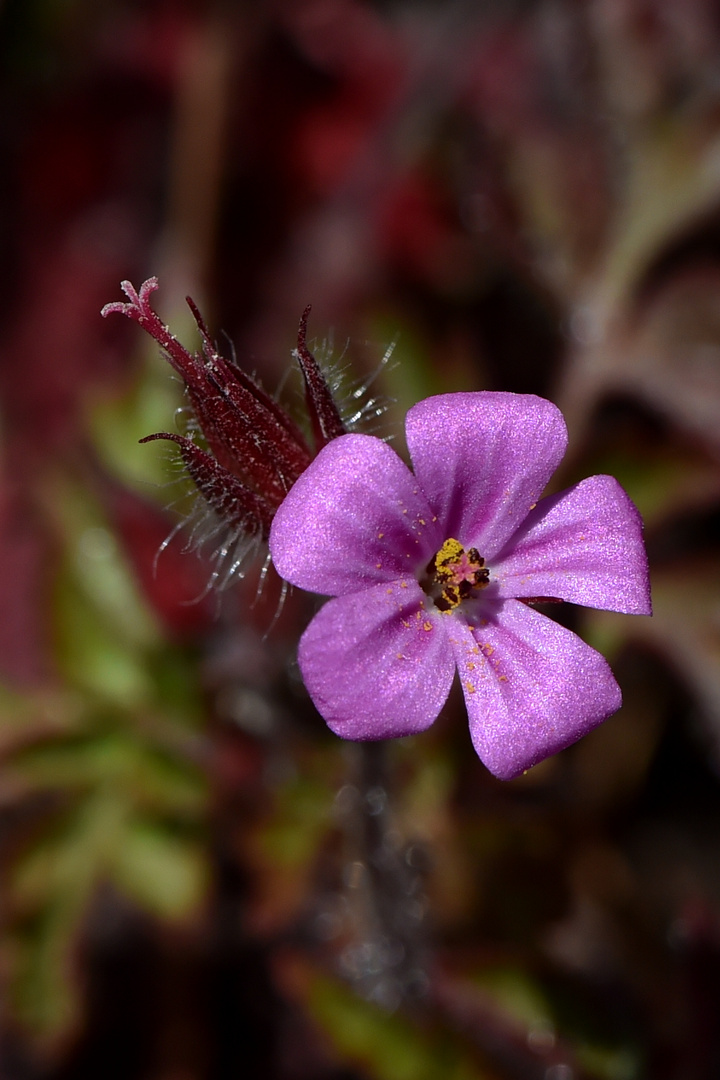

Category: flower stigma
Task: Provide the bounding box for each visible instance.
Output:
[422,537,490,612]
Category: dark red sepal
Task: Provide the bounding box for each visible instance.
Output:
[103,280,352,591]
[202,353,312,492]
[102,280,313,503]
[186,297,309,447]
[295,305,347,449]
[140,433,274,540]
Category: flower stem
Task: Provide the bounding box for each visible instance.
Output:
[335,742,428,1011]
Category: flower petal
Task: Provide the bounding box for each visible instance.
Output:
[298,581,454,740]
[448,600,622,780]
[492,475,651,614]
[405,392,568,560]
[269,434,442,596]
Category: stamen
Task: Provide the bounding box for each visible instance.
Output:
[423,537,489,612]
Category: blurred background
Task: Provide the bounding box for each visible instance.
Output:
[3,1,720,1077]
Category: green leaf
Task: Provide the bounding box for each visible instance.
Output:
[10,899,85,1040]
[600,120,720,314]
[87,342,185,491]
[473,967,551,1032]
[110,820,207,919]
[308,974,484,1080]
[259,774,332,867]
[10,729,205,815]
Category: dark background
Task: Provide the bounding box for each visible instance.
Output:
[3,1,720,1078]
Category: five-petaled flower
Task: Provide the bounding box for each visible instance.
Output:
[269,392,651,780]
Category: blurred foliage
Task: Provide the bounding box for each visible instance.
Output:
[1,479,208,1044]
[3,1,720,1078]
[304,971,482,1080]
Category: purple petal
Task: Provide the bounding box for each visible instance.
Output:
[269,434,443,596]
[448,600,622,780]
[405,393,568,560]
[492,475,652,614]
[298,581,455,739]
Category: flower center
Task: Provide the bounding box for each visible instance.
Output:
[422,537,490,612]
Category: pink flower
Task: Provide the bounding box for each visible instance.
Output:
[269,392,651,779]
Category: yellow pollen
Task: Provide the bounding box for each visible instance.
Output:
[424,537,490,612]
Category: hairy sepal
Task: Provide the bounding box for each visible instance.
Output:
[140,433,274,540]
